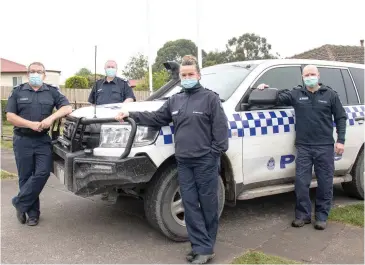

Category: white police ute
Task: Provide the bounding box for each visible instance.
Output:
[51,59,364,241]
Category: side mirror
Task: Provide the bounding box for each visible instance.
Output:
[248,88,279,105]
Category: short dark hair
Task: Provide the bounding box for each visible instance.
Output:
[28,62,45,72]
[181,55,200,74]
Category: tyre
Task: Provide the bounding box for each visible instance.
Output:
[144,163,225,242]
[342,149,364,200]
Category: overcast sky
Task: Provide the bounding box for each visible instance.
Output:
[0,0,363,84]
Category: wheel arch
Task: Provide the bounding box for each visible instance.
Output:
[149,153,236,206]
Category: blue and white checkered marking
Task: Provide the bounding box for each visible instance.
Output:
[228,110,295,138]
[345,105,365,126]
[156,106,364,145]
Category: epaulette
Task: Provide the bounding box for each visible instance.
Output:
[13,83,25,90]
[205,88,220,97]
[44,83,59,90]
[293,85,303,90]
[9,84,24,97]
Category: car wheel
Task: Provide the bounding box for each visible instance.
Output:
[144,163,225,242]
[342,149,364,200]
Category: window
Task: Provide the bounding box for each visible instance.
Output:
[12,76,22,87]
[161,64,257,101]
[349,67,364,104]
[341,69,359,105]
[252,66,303,91]
[317,67,347,104]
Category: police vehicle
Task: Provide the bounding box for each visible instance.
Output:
[51,59,364,241]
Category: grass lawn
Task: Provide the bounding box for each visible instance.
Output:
[232,250,300,264]
[1,122,13,149]
[1,170,17,180]
[328,203,364,227]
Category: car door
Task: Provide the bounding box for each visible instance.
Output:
[239,65,304,185]
[315,66,364,173]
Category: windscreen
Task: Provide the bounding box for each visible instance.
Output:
[160,63,256,101]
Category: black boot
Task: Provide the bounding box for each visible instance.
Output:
[186,250,196,262]
[191,253,215,264]
[12,199,26,224]
[291,219,311,227]
[314,220,327,230]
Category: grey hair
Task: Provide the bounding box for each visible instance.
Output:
[28,62,45,72]
[181,55,200,74]
[105,60,118,68]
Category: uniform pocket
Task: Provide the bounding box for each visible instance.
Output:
[39,99,54,115]
[16,98,32,114]
[111,87,123,101]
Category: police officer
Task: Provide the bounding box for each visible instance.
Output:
[257,64,347,230]
[115,55,228,264]
[5,62,72,226]
[88,60,136,105]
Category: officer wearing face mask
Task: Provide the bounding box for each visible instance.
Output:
[5,62,72,226]
[256,64,347,231]
[88,60,136,105]
[115,55,228,264]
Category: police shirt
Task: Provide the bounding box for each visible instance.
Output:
[129,84,229,158]
[88,77,136,105]
[278,84,347,145]
[5,83,70,136]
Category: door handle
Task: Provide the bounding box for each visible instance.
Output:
[355,116,364,121]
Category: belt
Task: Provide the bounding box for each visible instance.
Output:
[14,130,48,138]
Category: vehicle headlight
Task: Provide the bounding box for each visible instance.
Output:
[99,124,159,148]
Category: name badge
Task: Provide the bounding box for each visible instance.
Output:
[172,110,179,115]
[318,100,327,104]
[299,97,308,100]
[19,97,28,101]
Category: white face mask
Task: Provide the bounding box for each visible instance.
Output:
[105,68,117,77]
[29,73,43,86]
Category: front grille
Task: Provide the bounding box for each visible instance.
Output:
[62,120,101,149]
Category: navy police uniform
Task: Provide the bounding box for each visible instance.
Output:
[5,83,70,219]
[129,83,228,255]
[88,77,136,105]
[277,84,347,222]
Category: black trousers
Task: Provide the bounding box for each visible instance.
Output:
[12,134,52,218]
[176,152,220,255]
[295,144,334,222]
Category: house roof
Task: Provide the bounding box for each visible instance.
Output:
[1,58,27,73]
[129,79,137,87]
[289,43,364,64]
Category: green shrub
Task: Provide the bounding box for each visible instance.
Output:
[65,76,88,89]
[86,74,105,88]
[135,70,170,91]
[1,100,8,122]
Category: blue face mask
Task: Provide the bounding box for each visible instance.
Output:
[29,74,43,87]
[105,68,117,77]
[303,76,319,88]
[181,78,198,89]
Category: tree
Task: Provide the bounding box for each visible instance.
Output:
[153,39,200,71]
[75,68,92,77]
[135,69,170,92]
[225,33,278,62]
[65,76,89,89]
[203,49,230,67]
[86,74,105,88]
[122,53,148,80]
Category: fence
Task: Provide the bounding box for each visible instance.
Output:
[1,86,151,102]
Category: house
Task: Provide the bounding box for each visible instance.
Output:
[1,58,62,87]
[289,40,364,64]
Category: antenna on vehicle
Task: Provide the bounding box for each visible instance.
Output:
[93,45,97,118]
